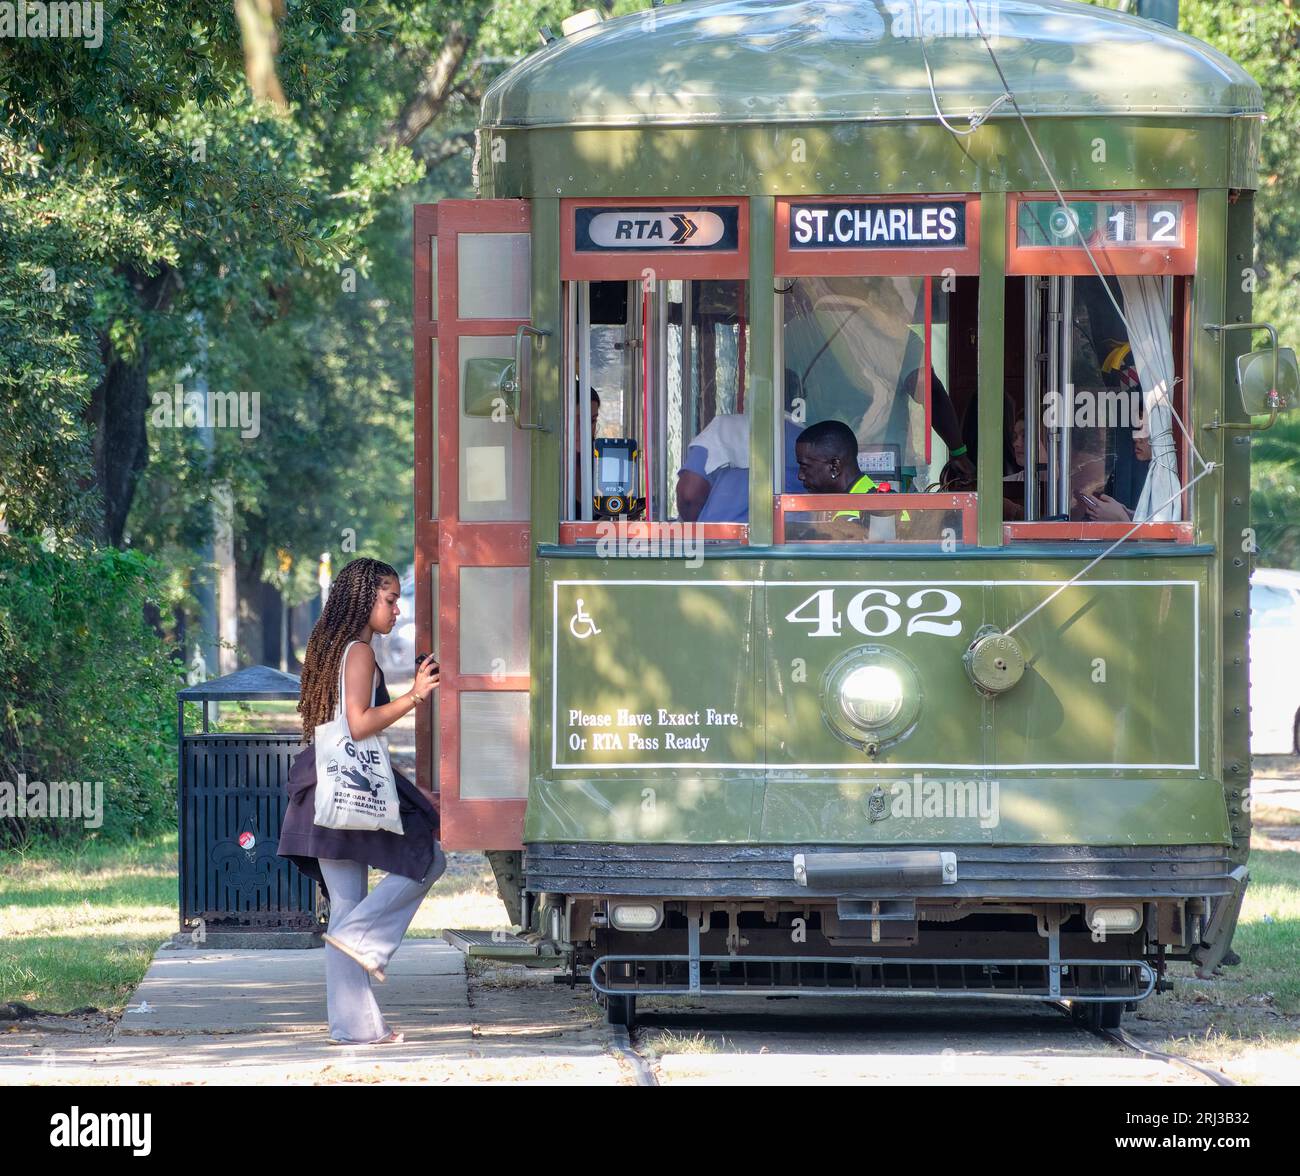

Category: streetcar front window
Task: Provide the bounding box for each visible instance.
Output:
[776,274,979,544]
[564,278,749,533]
[1008,274,1188,533]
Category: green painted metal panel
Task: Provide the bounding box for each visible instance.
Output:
[550,578,760,770]
[747,196,775,546]
[526,557,1228,847]
[1220,191,1256,868]
[482,119,1251,200]
[528,196,561,549]
[762,573,1203,770]
[756,777,1228,845]
[528,198,562,798]
[976,192,1005,547]
[481,0,1261,129]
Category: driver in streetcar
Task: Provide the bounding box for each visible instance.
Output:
[789,419,908,540]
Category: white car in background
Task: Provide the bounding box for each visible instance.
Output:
[1250,567,1300,755]
[373,565,416,682]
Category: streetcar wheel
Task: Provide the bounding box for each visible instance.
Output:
[1073,1001,1123,1031]
[606,994,637,1029]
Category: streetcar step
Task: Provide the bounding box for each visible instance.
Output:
[442,928,564,966]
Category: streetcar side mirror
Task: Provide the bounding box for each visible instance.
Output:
[463,356,517,418]
[1237,347,1299,417]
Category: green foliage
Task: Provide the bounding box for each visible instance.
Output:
[0,1,412,538]
[0,536,182,849]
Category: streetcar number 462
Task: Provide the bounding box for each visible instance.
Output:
[784,588,963,638]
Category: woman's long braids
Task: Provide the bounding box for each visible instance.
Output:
[298,557,400,738]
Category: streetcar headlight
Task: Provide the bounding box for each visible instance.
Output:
[609,902,662,932]
[1087,904,1143,935]
[839,665,904,729]
[820,646,922,753]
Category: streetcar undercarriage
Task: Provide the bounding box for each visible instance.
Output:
[461,844,1249,1028]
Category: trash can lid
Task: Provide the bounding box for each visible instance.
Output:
[178,664,301,701]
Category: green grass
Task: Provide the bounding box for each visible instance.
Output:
[638,1029,723,1058]
[0,833,177,1013]
[1228,846,1300,1012]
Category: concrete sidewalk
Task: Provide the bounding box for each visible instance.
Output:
[0,940,623,1085]
[1253,771,1300,814]
[118,942,464,1034]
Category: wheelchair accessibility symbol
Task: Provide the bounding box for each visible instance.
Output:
[569,598,601,640]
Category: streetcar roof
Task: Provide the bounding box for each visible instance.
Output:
[481,0,1264,130]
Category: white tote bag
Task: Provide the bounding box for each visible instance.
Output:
[313,640,403,834]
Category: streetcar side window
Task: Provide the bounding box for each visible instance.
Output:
[776,274,979,543]
[1008,274,1188,533]
[563,278,749,534]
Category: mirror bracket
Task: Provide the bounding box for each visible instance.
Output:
[1202,409,1277,433]
[1203,321,1288,432]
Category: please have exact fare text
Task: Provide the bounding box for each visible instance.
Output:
[567,708,741,752]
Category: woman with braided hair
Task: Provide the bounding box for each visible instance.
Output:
[278,557,444,1044]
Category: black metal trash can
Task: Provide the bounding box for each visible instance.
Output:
[176,666,323,937]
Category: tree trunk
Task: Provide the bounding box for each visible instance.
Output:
[259,580,284,667]
[285,603,305,672]
[235,538,268,668]
[88,336,151,546]
[384,9,489,149]
[86,265,178,546]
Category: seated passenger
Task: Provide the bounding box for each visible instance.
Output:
[790,420,903,540]
[1003,407,1047,521]
[1076,428,1153,522]
[676,413,803,524]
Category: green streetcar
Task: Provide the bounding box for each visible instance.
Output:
[412,0,1298,1028]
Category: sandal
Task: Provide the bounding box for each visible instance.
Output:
[322,933,387,983]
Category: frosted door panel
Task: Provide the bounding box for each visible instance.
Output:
[459,337,530,520]
[458,233,530,320]
[460,692,529,799]
[460,566,530,675]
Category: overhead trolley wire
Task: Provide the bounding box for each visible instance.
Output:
[914,0,1212,479]
[910,0,1222,636]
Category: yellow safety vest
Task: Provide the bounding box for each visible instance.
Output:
[832,473,911,525]
[832,473,879,519]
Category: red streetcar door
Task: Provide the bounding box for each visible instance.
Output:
[414,200,533,850]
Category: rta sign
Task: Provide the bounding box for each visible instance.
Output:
[575,207,738,251]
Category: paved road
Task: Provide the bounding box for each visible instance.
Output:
[1252,756,1300,812]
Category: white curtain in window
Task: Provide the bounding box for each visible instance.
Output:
[1118,274,1182,521]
